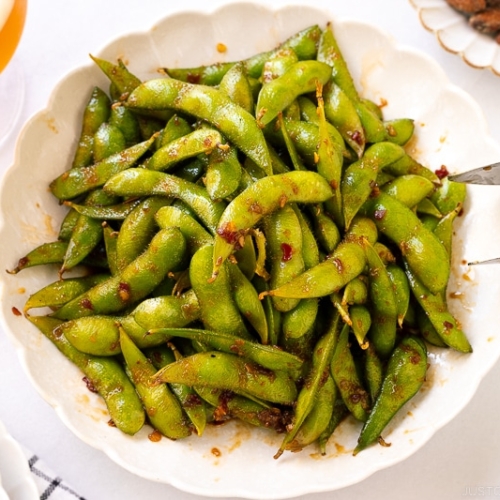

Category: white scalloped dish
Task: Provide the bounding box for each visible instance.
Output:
[2,3,500,498]
[410,0,500,74]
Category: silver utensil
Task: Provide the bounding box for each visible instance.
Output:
[448,162,500,185]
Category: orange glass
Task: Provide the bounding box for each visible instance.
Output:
[0,0,27,73]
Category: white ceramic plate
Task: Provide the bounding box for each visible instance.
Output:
[410,0,500,74]
[0,420,38,500]
[2,3,500,498]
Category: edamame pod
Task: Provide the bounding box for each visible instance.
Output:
[53,227,186,319]
[28,315,145,435]
[361,190,450,294]
[354,335,427,454]
[212,170,333,278]
[126,78,272,175]
[151,351,298,405]
[255,61,332,127]
[120,328,191,439]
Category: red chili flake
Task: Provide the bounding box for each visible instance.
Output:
[281,243,293,262]
[443,320,454,333]
[83,376,98,393]
[11,307,22,316]
[350,130,363,145]
[374,208,387,220]
[211,447,222,457]
[435,165,449,179]
[216,222,244,245]
[186,73,201,84]
[81,298,94,310]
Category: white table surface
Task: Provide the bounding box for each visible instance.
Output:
[1,0,500,499]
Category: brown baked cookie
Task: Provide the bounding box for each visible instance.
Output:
[470,8,500,34]
[445,0,486,14]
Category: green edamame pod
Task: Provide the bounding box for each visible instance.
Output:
[148,128,222,172]
[155,205,213,254]
[318,23,387,143]
[308,205,341,254]
[403,261,472,353]
[228,262,268,344]
[194,385,286,431]
[120,290,200,348]
[53,227,186,320]
[342,277,368,306]
[417,309,447,348]
[234,233,257,280]
[28,315,145,435]
[263,205,305,312]
[384,154,439,184]
[275,312,339,458]
[322,81,365,159]
[58,209,80,242]
[386,263,411,327]
[318,396,349,455]
[316,85,343,226]
[361,190,450,294]
[253,274,282,347]
[126,77,272,175]
[93,122,126,163]
[255,60,332,127]
[416,198,443,219]
[219,61,255,114]
[292,204,320,270]
[264,237,367,299]
[349,304,372,348]
[285,374,336,453]
[90,55,141,96]
[24,274,109,312]
[116,196,172,272]
[146,344,207,437]
[152,351,298,405]
[212,170,333,278]
[381,174,435,208]
[65,198,141,221]
[280,298,319,361]
[163,25,321,85]
[157,113,193,149]
[109,104,142,147]
[354,335,427,454]
[148,327,303,379]
[433,203,462,258]
[71,86,111,169]
[384,118,415,146]
[431,177,466,215]
[120,328,191,439]
[190,244,251,339]
[204,141,242,201]
[331,323,371,422]
[8,241,108,274]
[104,168,226,236]
[364,343,384,402]
[60,315,122,356]
[365,242,398,358]
[341,142,406,230]
[62,189,120,273]
[50,135,156,200]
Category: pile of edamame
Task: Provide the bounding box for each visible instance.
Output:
[13,22,471,459]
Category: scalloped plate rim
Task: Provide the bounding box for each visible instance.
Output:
[409,0,500,75]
